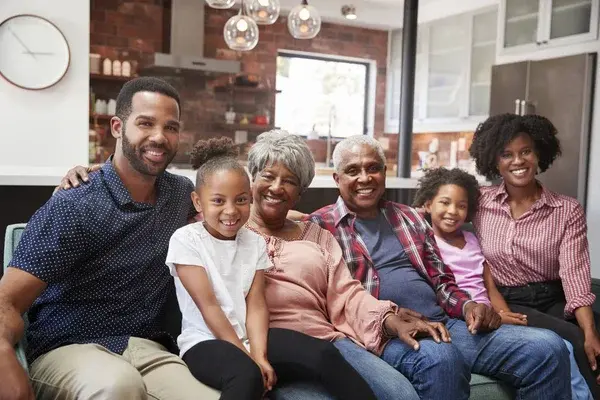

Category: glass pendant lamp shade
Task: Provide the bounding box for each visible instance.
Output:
[206,0,236,9]
[224,9,260,51]
[288,0,321,39]
[245,0,280,25]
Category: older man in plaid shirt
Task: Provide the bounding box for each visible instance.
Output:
[307,135,571,400]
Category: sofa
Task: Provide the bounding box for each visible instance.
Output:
[15,222,600,399]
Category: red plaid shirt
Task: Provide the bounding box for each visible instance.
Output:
[308,197,473,319]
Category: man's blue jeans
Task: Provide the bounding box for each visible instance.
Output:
[270,338,419,400]
[381,318,571,400]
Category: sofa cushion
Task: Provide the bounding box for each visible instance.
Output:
[470,373,514,399]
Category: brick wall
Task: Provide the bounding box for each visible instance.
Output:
[90,0,164,67]
[90,0,389,164]
[203,7,389,136]
[381,131,475,174]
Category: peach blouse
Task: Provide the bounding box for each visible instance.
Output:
[251,221,397,355]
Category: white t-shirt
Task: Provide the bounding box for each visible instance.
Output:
[166,222,269,357]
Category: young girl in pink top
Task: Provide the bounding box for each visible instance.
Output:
[414,167,592,400]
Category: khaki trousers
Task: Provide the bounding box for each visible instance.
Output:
[30,337,220,400]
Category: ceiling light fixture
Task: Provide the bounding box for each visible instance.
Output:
[206,0,236,9]
[224,0,259,51]
[246,0,280,25]
[341,5,357,20]
[288,0,321,39]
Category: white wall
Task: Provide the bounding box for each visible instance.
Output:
[0,0,89,171]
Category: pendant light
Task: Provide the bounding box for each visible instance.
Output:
[206,0,236,9]
[341,5,357,20]
[224,1,260,51]
[245,0,280,25]
[288,0,321,39]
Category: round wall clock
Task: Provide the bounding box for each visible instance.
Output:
[0,14,70,90]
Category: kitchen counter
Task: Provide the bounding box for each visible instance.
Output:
[0,166,492,188]
[0,166,422,189]
[169,168,420,189]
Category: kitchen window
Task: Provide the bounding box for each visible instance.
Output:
[275,52,370,138]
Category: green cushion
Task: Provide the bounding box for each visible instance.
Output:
[3,223,28,371]
[470,374,514,399]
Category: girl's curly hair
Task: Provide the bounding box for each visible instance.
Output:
[413,168,481,222]
[189,137,246,187]
[469,113,561,180]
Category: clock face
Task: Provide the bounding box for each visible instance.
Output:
[0,15,70,90]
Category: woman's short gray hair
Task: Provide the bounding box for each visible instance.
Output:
[247,129,315,191]
[332,135,386,172]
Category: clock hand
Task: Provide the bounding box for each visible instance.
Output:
[22,52,55,56]
[7,26,37,60]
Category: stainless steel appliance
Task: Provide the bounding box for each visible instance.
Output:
[489,53,596,208]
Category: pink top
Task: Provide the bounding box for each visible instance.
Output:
[434,231,491,307]
[473,183,594,316]
[252,222,398,356]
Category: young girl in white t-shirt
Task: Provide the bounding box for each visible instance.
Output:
[166,137,274,399]
[166,137,376,400]
[414,167,592,400]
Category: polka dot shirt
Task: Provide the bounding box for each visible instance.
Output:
[10,161,195,364]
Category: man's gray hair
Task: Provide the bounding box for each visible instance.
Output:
[332,135,386,172]
[247,129,315,191]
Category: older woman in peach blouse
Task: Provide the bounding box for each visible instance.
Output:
[245,130,450,400]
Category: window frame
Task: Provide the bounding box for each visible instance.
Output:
[276,49,377,138]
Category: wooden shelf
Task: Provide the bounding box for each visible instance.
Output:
[216,122,274,132]
[90,73,135,83]
[213,85,281,94]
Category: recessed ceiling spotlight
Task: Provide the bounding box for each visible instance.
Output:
[341,5,357,20]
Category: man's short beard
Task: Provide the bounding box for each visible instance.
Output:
[121,125,174,176]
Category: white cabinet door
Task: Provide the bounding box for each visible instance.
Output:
[426,15,469,119]
[501,0,542,50]
[386,27,426,129]
[469,10,498,117]
[499,0,599,54]
[545,0,599,46]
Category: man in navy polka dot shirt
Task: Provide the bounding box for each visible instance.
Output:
[0,77,219,400]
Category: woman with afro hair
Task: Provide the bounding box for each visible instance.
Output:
[470,113,600,396]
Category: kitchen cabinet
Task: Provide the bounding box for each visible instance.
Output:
[489,53,595,205]
[387,28,425,123]
[426,17,468,119]
[499,0,599,55]
[469,10,499,117]
[386,8,498,133]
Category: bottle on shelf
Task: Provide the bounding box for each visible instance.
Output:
[107,99,117,116]
[122,61,131,77]
[90,54,101,74]
[225,106,236,124]
[112,60,122,76]
[102,58,112,75]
